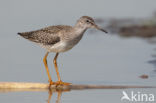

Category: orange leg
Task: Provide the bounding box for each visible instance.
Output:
[43,52,54,85]
[53,53,71,85]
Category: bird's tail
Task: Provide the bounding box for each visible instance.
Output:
[18,32,30,39]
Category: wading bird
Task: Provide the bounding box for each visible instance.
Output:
[18,16,107,86]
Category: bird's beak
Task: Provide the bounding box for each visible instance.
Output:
[93,24,108,33]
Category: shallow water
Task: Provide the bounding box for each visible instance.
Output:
[0,89,156,103]
[0,0,156,103]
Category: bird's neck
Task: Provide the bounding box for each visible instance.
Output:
[73,23,87,35]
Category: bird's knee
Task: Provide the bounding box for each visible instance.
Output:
[53,59,57,64]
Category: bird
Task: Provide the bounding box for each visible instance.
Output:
[18,16,107,86]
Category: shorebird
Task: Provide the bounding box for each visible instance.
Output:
[18,16,107,86]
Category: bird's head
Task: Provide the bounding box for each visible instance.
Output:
[76,16,107,33]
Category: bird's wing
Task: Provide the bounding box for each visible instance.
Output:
[18,25,71,45]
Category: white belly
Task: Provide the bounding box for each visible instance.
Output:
[39,33,83,53]
[40,42,74,53]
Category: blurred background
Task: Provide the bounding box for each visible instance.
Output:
[0,0,156,103]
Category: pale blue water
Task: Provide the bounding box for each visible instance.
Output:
[0,0,156,103]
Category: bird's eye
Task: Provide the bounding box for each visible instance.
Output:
[86,20,90,23]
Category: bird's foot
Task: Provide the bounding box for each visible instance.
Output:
[55,80,71,86]
[48,80,56,89]
[49,80,55,86]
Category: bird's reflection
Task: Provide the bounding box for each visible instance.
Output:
[47,90,70,103]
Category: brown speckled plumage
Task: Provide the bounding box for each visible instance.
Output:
[18,25,73,45]
[18,16,107,85]
[18,16,107,53]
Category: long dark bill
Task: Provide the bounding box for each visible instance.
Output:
[94,25,108,33]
